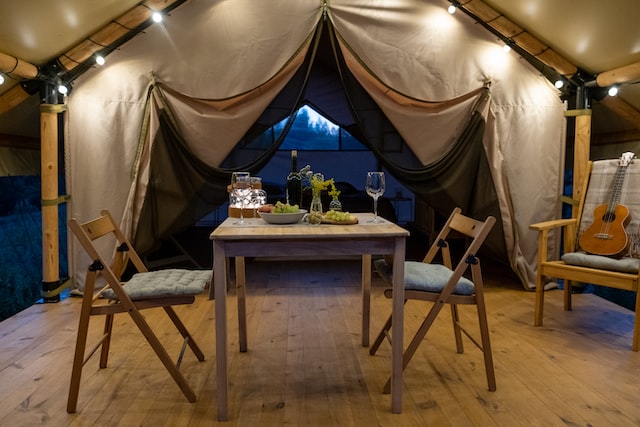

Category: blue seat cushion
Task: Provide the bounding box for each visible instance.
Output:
[374,259,475,296]
[102,269,211,301]
[561,251,640,274]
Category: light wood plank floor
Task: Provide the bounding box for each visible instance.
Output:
[1,258,639,426]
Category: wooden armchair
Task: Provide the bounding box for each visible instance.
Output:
[531,154,640,351]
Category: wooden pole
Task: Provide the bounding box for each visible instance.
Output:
[572,111,592,219]
[40,101,67,302]
[596,60,640,88]
[565,85,592,221]
[0,51,38,79]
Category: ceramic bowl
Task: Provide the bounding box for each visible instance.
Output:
[258,209,307,224]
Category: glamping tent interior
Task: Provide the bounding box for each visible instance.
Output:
[2,0,640,425]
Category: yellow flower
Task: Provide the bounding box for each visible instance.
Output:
[309,173,334,198]
[328,182,341,200]
[302,167,337,198]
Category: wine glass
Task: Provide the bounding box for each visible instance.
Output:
[231,171,250,190]
[231,172,251,224]
[230,172,249,210]
[365,171,386,223]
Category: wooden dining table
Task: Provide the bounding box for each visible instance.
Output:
[210,213,409,421]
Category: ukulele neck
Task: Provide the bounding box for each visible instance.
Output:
[607,165,629,213]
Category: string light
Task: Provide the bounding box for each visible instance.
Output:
[447,1,460,14]
[0,74,4,85]
[554,79,564,89]
[152,11,163,23]
[96,55,105,66]
[608,85,619,97]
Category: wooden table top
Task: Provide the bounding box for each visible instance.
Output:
[210,213,410,241]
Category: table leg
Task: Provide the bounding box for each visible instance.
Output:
[209,257,232,299]
[390,237,405,413]
[361,254,371,347]
[213,240,228,421]
[236,256,248,352]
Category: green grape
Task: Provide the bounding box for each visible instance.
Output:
[325,210,352,222]
[273,201,299,213]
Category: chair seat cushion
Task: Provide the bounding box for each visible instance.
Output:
[561,251,640,274]
[102,269,211,301]
[374,259,475,295]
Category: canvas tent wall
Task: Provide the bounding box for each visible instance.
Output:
[65,0,565,290]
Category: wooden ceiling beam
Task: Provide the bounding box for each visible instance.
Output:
[596,60,640,87]
[0,51,38,79]
[58,0,183,72]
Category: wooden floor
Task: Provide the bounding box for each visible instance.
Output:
[1,258,640,426]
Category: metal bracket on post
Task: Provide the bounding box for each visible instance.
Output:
[41,279,69,302]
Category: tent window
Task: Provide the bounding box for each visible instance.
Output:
[276,104,365,151]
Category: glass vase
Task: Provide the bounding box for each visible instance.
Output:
[307,195,323,225]
[329,198,342,212]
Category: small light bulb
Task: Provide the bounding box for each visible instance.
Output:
[503,43,512,53]
[96,55,105,66]
[152,12,163,23]
[58,85,68,95]
[608,86,619,97]
[554,79,564,89]
[448,5,456,14]
[0,74,4,85]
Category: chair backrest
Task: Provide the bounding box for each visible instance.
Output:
[68,210,146,301]
[422,207,496,271]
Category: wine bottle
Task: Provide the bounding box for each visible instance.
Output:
[286,150,302,207]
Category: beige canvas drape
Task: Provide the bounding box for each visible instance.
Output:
[66,0,565,290]
[329,1,565,288]
[123,47,310,243]
[67,0,322,287]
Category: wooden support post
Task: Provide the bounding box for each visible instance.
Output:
[573,112,591,219]
[40,102,67,302]
[564,108,592,220]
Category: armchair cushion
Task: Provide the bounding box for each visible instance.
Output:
[102,269,211,301]
[561,251,640,274]
[374,259,475,295]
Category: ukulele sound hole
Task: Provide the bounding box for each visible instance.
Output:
[602,212,617,222]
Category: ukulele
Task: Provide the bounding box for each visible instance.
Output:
[579,151,635,257]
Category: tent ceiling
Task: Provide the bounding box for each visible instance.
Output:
[485,0,640,75]
[0,0,140,64]
[482,0,640,139]
[1,0,640,141]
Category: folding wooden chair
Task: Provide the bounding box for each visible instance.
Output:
[370,207,497,393]
[66,210,211,413]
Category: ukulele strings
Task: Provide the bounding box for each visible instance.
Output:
[599,164,626,237]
